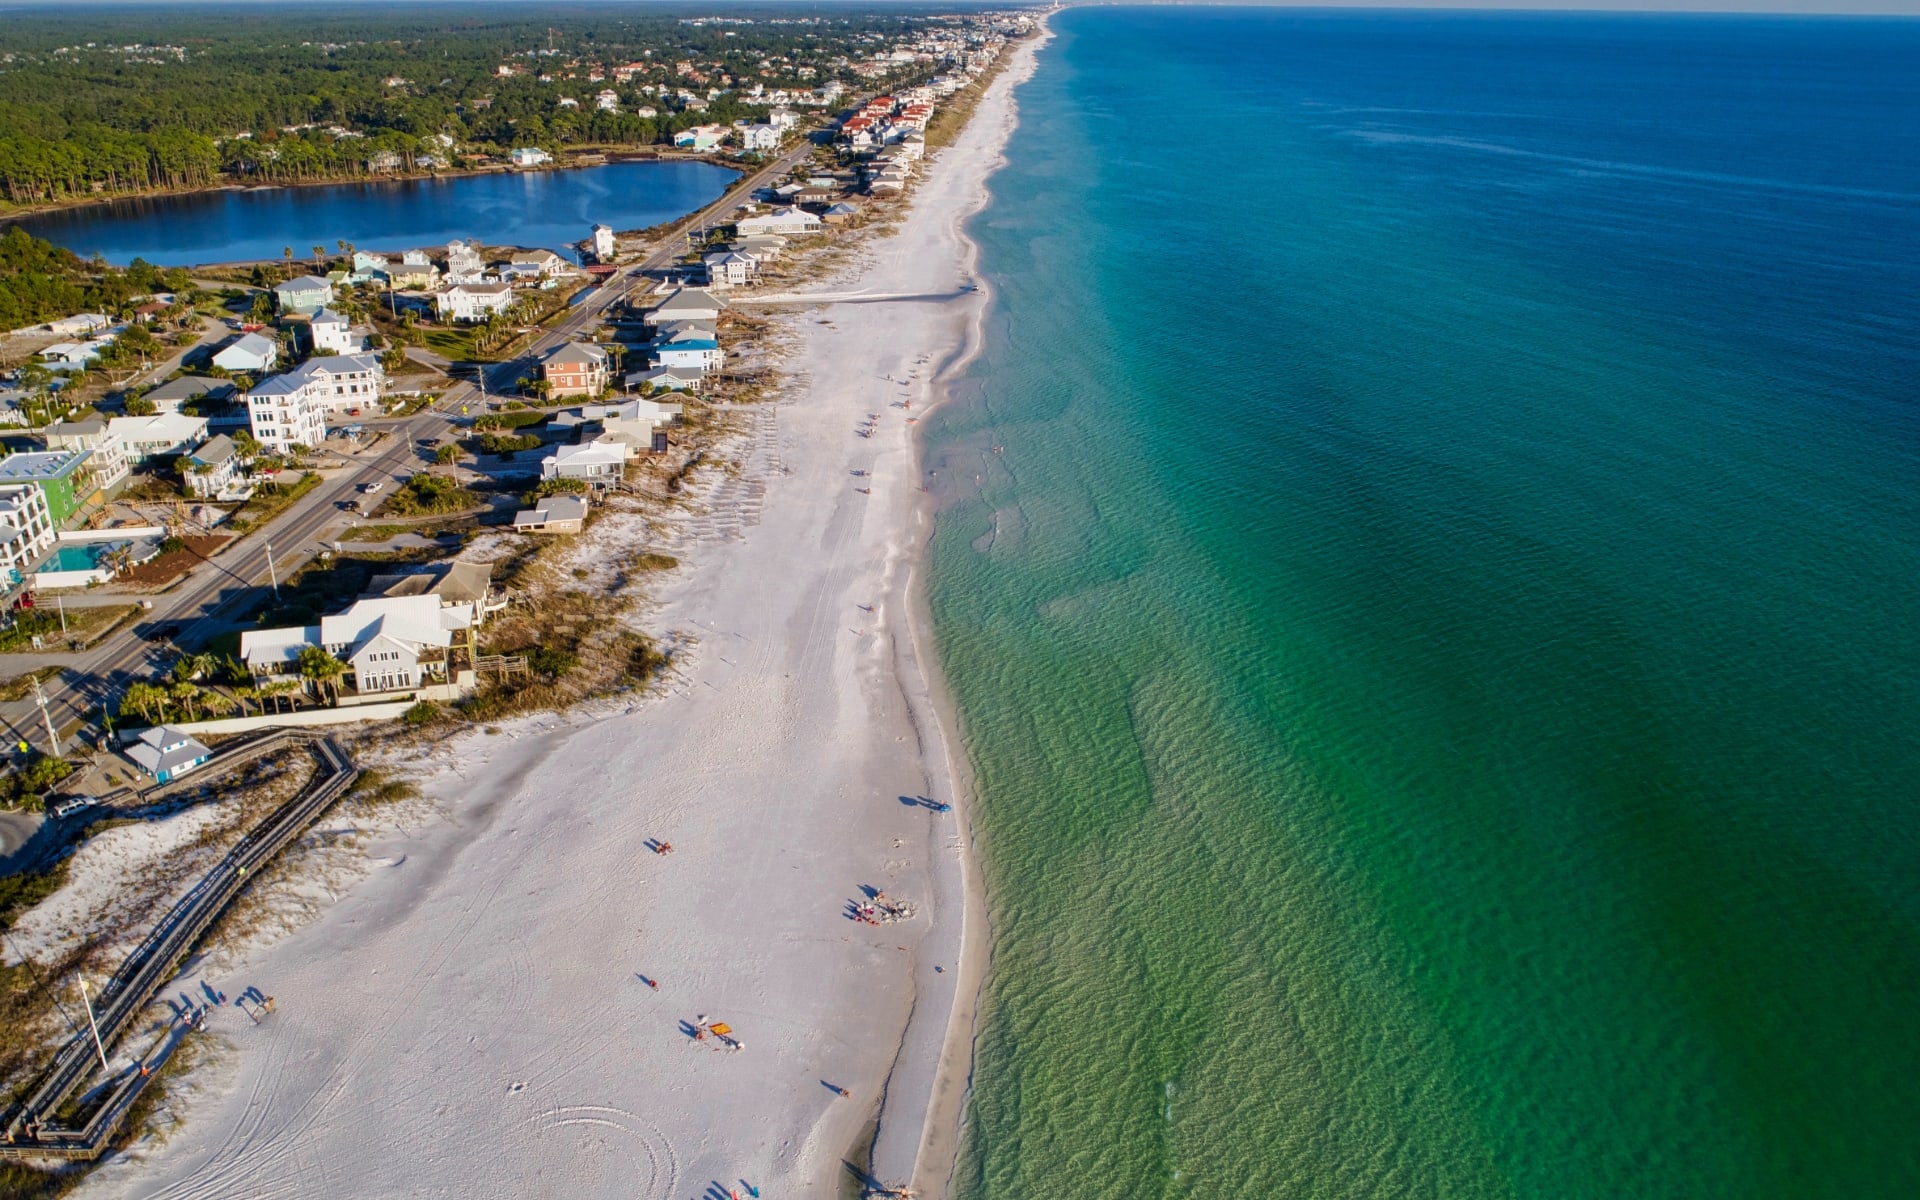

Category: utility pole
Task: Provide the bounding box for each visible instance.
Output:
[56,593,67,635]
[265,541,280,600]
[79,978,110,1073]
[29,673,59,757]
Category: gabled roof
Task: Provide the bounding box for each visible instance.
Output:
[109,412,209,444]
[626,367,704,391]
[146,376,235,405]
[319,594,463,657]
[541,341,609,368]
[364,560,492,606]
[249,354,382,398]
[47,417,106,440]
[125,725,212,777]
[215,332,277,361]
[547,441,628,469]
[651,288,727,316]
[239,624,319,668]
[274,275,333,294]
[190,434,239,467]
[311,307,350,327]
[514,493,589,527]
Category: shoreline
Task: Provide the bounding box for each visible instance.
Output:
[869,23,1053,1198]
[64,27,1049,1200]
[0,153,744,226]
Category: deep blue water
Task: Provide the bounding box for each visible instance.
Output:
[931,9,1920,1196]
[16,160,737,265]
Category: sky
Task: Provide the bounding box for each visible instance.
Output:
[30,0,1920,14]
[1212,2,1920,13]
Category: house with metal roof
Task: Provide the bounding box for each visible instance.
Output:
[125,726,213,784]
[213,332,280,374]
[273,275,335,315]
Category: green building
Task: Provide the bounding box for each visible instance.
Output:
[0,449,91,527]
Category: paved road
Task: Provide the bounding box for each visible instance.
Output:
[0,130,826,752]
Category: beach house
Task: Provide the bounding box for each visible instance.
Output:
[251,354,385,421]
[0,484,56,589]
[361,560,496,629]
[552,397,681,455]
[241,593,472,698]
[307,308,359,355]
[510,147,553,168]
[446,239,488,281]
[245,379,326,453]
[44,313,111,337]
[648,287,726,325]
[512,493,589,533]
[736,207,822,237]
[653,338,723,374]
[673,125,726,152]
[438,282,517,323]
[703,250,758,289]
[124,726,213,784]
[0,449,91,525]
[44,418,130,494]
[626,366,706,393]
[540,343,611,397]
[143,376,235,414]
[589,224,618,263]
[739,123,781,152]
[184,435,247,499]
[507,249,573,280]
[212,332,280,374]
[273,275,334,315]
[106,412,210,464]
[540,439,629,488]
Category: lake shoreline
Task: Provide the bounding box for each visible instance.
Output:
[0,151,745,227]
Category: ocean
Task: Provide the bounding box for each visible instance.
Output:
[925,9,1920,1198]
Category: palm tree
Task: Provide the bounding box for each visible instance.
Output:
[297,645,348,704]
[172,651,217,683]
[313,245,327,273]
[169,681,201,721]
[101,544,135,577]
[199,689,239,720]
[121,681,167,723]
[282,246,294,281]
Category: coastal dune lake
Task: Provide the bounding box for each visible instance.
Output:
[931,8,1920,1199]
[17,159,738,265]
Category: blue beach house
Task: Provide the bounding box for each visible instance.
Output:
[126,725,213,784]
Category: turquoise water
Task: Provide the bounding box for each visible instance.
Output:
[48,544,109,571]
[928,10,1920,1198]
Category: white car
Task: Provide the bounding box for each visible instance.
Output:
[361,480,385,495]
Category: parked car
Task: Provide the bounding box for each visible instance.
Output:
[50,796,98,819]
[361,480,385,495]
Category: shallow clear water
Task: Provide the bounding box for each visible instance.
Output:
[928,10,1920,1197]
[17,159,737,266]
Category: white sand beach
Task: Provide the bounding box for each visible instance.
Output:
[75,31,1044,1200]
